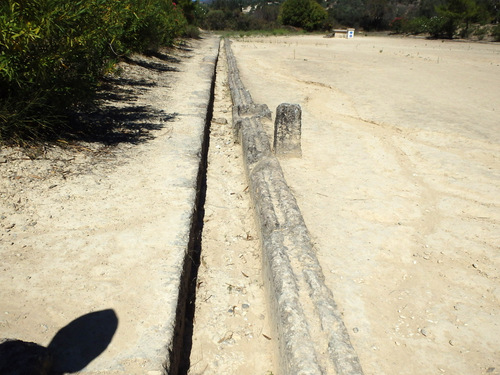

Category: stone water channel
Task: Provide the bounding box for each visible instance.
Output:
[185,40,275,375]
[184,39,364,375]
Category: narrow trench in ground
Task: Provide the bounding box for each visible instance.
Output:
[175,52,218,375]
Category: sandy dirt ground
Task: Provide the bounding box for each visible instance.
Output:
[0,37,219,373]
[188,41,275,375]
[230,35,499,375]
[2,33,498,375]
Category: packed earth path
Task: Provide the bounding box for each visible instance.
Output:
[1,35,220,374]
[0,33,499,375]
[229,34,500,375]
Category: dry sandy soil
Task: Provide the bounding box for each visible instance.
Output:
[1,33,499,375]
[230,34,499,375]
[0,37,219,373]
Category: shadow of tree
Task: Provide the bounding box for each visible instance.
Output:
[68,104,177,145]
[123,56,179,72]
[66,56,180,145]
[144,50,181,64]
[0,309,118,374]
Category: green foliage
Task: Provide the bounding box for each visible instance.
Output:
[177,0,198,24]
[386,0,499,39]
[364,0,390,29]
[183,24,201,38]
[389,17,405,33]
[329,0,365,27]
[279,0,328,31]
[0,0,187,143]
[394,15,455,37]
[121,0,186,52]
[426,15,454,38]
[493,24,500,41]
[419,0,445,18]
[329,0,394,30]
[205,9,228,30]
[402,16,431,34]
[218,28,303,38]
[436,0,479,37]
[202,1,282,31]
[328,0,496,32]
[253,3,281,23]
[472,24,487,39]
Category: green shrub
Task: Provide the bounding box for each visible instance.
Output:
[405,15,455,38]
[204,10,227,30]
[279,0,327,31]
[121,0,186,53]
[493,24,500,41]
[427,15,455,38]
[469,24,488,39]
[0,0,186,144]
[389,17,405,34]
[182,24,201,39]
[403,16,430,34]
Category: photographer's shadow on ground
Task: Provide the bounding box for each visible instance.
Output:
[0,309,118,374]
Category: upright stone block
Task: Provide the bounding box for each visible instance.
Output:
[273,103,302,157]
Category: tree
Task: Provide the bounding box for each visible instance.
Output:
[436,0,479,37]
[279,0,328,30]
[419,0,445,18]
[330,0,365,28]
[364,0,390,29]
[204,9,227,29]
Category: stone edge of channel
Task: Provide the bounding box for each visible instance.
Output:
[224,38,364,375]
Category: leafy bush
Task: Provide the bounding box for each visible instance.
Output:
[330,0,365,28]
[120,0,186,53]
[436,0,480,38]
[427,15,455,38]
[472,25,487,39]
[0,0,186,143]
[403,16,430,34]
[204,9,228,30]
[183,24,201,39]
[389,17,405,33]
[401,15,455,37]
[493,24,500,41]
[279,0,328,31]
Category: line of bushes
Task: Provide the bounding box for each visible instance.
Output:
[0,0,187,144]
[391,15,500,40]
[386,0,500,40]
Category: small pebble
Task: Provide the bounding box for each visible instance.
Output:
[352,327,359,333]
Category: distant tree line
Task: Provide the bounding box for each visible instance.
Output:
[328,0,499,37]
[200,0,500,39]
